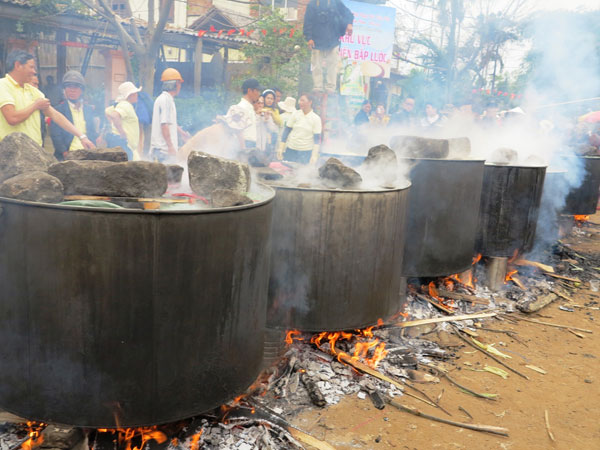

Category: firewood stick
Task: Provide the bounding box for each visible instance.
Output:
[451,326,530,380]
[419,363,498,401]
[544,410,555,442]
[244,403,336,450]
[287,428,337,450]
[510,275,526,290]
[549,288,573,302]
[392,312,497,328]
[514,259,554,273]
[415,293,454,314]
[435,289,491,305]
[321,347,438,409]
[386,398,509,437]
[403,380,453,416]
[543,272,581,283]
[512,316,593,333]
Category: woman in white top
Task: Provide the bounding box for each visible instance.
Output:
[277,93,322,165]
[254,95,278,157]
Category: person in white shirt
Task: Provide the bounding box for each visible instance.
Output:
[236,78,262,149]
[150,68,190,162]
[277,93,322,164]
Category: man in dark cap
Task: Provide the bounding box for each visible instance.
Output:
[50,70,99,160]
[304,0,354,93]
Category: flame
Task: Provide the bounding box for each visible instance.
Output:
[309,320,387,368]
[285,329,304,345]
[189,431,203,450]
[428,282,441,300]
[505,269,518,283]
[21,422,45,450]
[95,427,167,450]
[574,215,590,227]
[472,253,482,265]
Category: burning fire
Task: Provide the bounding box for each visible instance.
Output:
[21,422,45,450]
[285,329,304,345]
[505,269,518,283]
[95,427,167,450]
[287,322,389,369]
[574,215,590,226]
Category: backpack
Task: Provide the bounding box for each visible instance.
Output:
[135,91,154,125]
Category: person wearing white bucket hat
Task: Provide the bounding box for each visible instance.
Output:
[105,81,142,160]
[178,105,251,162]
[277,96,297,125]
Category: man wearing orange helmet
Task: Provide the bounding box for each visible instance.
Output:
[150,67,190,162]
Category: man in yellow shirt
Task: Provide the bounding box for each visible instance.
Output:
[105,81,141,160]
[0,50,94,149]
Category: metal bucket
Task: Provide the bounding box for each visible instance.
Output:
[267,185,410,332]
[401,158,485,277]
[563,156,600,215]
[476,164,546,257]
[0,186,274,427]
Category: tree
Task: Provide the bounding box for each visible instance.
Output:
[393,0,527,103]
[78,0,174,93]
[237,10,311,96]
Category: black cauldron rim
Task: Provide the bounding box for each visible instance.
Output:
[266,182,411,193]
[0,184,275,215]
[398,157,486,163]
[483,162,548,168]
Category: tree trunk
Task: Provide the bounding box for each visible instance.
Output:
[138,52,156,96]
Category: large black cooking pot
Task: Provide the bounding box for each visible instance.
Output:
[401,158,485,277]
[267,184,409,332]
[476,164,546,257]
[0,188,274,428]
[563,156,600,215]
[534,170,570,247]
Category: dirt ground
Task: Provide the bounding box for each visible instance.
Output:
[292,214,600,450]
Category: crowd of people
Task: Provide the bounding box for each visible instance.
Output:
[2,46,597,172]
[0,48,329,167]
[353,97,510,132]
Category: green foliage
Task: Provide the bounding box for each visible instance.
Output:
[234,10,311,95]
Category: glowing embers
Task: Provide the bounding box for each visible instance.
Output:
[574,215,590,227]
[286,321,388,370]
[20,422,45,450]
[93,427,167,450]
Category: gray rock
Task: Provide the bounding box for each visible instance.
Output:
[363,144,397,167]
[64,147,128,162]
[390,135,449,159]
[0,132,57,183]
[253,167,283,181]
[447,137,471,159]
[247,149,270,167]
[48,160,167,197]
[166,164,184,183]
[211,189,253,208]
[188,151,251,197]
[41,425,84,449]
[361,145,398,187]
[318,157,362,188]
[488,147,518,165]
[0,171,64,203]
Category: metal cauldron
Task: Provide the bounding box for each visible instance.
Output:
[0,187,274,427]
[563,156,600,215]
[267,185,410,332]
[401,158,485,277]
[476,164,546,257]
